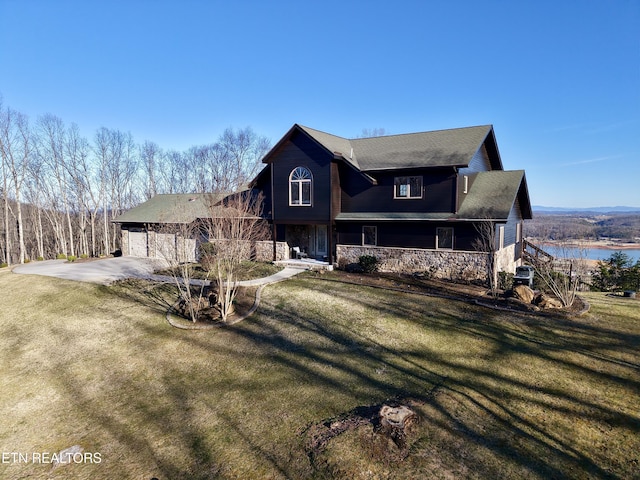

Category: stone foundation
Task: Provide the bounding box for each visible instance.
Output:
[336,244,492,283]
[495,244,518,276]
[255,241,288,262]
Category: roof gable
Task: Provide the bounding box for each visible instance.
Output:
[261,124,496,173]
[458,170,532,221]
[351,125,493,171]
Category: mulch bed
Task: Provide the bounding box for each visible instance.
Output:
[310,270,590,317]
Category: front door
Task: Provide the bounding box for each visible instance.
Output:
[315,225,327,258]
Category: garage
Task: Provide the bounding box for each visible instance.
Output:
[114,193,212,261]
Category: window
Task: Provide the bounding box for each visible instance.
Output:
[496,224,505,250]
[436,227,453,250]
[362,226,377,246]
[289,166,312,206]
[394,176,423,199]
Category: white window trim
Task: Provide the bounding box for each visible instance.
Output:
[362,226,377,246]
[496,224,505,250]
[394,176,423,199]
[289,166,313,207]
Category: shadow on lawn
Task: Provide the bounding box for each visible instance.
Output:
[220,278,639,479]
[48,275,639,479]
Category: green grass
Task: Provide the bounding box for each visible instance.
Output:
[0,269,638,479]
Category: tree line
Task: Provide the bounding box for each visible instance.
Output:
[526,213,640,242]
[0,97,271,266]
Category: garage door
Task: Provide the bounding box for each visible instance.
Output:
[128,231,148,257]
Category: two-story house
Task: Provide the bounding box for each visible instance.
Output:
[252,123,532,282]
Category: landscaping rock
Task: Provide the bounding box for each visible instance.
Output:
[535,293,564,309]
[52,445,83,469]
[513,284,535,304]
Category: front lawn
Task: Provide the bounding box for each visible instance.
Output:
[0,269,637,479]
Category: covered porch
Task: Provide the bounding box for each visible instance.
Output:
[274,223,333,263]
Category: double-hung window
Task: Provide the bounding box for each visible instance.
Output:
[394,176,423,199]
[436,227,453,250]
[362,226,377,246]
[289,166,312,206]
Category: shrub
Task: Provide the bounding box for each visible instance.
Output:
[24,258,31,264]
[67,255,77,262]
[358,255,379,274]
[36,256,44,261]
[56,253,67,260]
[0,262,7,268]
[80,253,89,259]
[498,271,514,291]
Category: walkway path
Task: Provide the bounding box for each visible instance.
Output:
[12,256,305,287]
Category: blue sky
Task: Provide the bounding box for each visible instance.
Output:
[1,0,638,208]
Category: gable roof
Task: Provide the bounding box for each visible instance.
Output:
[263,124,496,172]
[350,125,493,171]
[113,193,217,224]
[458,170,532,221]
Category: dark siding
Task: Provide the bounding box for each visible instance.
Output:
[252,167,272,219]
[271,130,332,223]
[340,167,457,214]
[337,221,482,251]
[331,162,341,220]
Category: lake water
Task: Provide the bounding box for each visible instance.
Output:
[544,246,640,263]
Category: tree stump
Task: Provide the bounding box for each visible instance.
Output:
[377,405,417,448]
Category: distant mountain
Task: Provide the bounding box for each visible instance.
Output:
[533,206,640,214]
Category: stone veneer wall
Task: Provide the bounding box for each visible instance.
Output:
[495,244,518,276]
[255,241,289,262]
[336,244,493,283]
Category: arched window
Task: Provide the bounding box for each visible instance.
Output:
[289,166,312,206]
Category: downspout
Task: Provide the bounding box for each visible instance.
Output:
[454,167,459,214]
[270,162,277,261]
[329,161,334,265]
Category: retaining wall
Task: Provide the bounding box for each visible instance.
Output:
[336,244,493,283]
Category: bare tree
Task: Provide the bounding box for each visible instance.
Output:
[202,191,269,322]
[140,140,162,199]
[219,127,270,192]
[94,127,139,253]
[36,114,76,257]
[0,98,13,265]
[359,127,387,138]
[64,123,92,256]
[156,219,208,323]
[533,241,588,307]
[472,218,498,296]
[0,105,32,263]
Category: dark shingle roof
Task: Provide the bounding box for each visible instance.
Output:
[297,124,493,172]
[458,170,531,220]
[113,193,218,224]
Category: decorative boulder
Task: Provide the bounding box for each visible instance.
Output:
[513,284,535,304]
[535,293,564,309]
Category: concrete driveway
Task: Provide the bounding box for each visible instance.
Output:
[12,257,168,285]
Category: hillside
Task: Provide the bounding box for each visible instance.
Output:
[526,211,640,243]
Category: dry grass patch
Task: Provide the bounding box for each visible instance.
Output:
[0,269,638,479]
